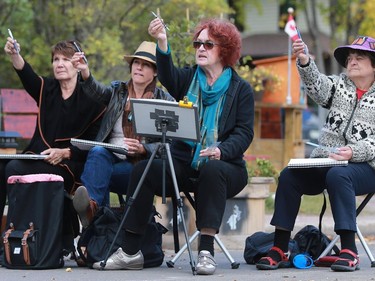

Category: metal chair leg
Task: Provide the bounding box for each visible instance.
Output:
[356,225,375,266]
[166,230,240,269]
[318,193,375,265]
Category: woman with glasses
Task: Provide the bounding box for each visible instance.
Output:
[257,36,375,272]
[93,18,254,274]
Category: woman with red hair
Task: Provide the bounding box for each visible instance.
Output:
[93,18,254,275]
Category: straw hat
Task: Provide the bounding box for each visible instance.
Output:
[334,36,375,68]
[123,41,156,65]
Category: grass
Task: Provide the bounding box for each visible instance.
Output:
[265,193,332,215]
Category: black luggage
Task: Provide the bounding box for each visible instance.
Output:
[2,174,65,269]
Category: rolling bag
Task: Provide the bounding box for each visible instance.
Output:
[2,174,65,269]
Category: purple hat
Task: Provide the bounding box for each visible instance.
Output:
[334,36,375,68]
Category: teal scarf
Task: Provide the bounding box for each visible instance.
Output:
[186,66,232,170]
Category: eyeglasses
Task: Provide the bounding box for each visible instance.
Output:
[193,41,219,50]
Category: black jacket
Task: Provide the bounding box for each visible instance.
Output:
[156,47,254,167]
[16,61,106,188]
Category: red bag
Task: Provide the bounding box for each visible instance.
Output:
[314,255,340,267]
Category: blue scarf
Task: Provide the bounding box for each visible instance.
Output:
[186,66,232,170]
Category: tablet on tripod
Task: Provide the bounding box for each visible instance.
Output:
[130,98,200,142]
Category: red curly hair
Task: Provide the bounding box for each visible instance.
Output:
[193,18,242,68]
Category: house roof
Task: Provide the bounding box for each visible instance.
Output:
[241,32,332,59]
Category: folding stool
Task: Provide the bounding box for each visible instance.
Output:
[317,192,375,267]
[166,188,240,269]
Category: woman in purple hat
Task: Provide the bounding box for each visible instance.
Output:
[257,36,375,272]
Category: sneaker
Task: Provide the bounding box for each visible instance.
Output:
[196,250,217,275]
[73,186,97,228]
[92,247,144,270]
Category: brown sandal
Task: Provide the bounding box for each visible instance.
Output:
[256,246,291,270]
[331,249,360,272]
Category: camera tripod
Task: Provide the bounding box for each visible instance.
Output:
[100,119,196,275]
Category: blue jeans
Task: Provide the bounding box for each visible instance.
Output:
[81,146,134,206]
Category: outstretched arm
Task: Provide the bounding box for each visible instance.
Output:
[4,36,25,70]
[148,17,168,52]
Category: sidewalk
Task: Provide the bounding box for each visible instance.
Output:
[1,214,374,280]
[1,244,375,281]
[2,197,374,280]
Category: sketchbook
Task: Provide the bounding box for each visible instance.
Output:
[70,138,129,155]
[287,158,348,169]
[0,154,47,160]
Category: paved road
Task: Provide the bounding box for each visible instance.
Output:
[2,198,375,281]
[1,240,375,281]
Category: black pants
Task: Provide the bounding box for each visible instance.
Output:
[271,162,375,233]
[123,157,247,235]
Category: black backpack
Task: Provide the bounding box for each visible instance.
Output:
[293,225,339,260]
[3,174,65,269]
[243,226,339,264]
[77,206,167,268]
[243,231,299,264]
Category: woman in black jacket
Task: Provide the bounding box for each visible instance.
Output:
[3,39,106,250]
[93,18,254,274]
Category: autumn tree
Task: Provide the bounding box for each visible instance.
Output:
[0,0,230,89]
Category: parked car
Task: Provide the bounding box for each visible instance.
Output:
[302,109,321,157]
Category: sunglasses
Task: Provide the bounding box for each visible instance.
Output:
[193,41,219,50]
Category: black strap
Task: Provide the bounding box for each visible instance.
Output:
[318,192,326,235]
[171,196,180,253]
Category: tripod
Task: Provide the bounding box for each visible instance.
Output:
[99,120,196,275]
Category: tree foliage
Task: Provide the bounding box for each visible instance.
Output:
[0,0,230,89]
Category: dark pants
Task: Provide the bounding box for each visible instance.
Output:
[271,162,375,233]
[123,157,247,235]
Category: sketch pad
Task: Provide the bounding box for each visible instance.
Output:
[0,154,47,160]
[130,99,200,142]
[71,138,128,155]
[287,158,348,168]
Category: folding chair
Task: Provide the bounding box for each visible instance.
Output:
[317,192,375,267]
[166,187,240,269]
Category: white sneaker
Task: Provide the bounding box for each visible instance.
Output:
[196,250,217,275]
[92,247,144,270]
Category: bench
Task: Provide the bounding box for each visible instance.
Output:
[0,88,38,151]
[0,89,37,232]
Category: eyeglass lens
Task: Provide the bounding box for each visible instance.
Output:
[193,41,215,50]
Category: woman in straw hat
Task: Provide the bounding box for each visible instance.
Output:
[92,18,254,273]
[72,41,174,229]
[257,36,375,272]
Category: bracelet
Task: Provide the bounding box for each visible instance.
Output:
[298,57,311,67]
[66,147,71,160]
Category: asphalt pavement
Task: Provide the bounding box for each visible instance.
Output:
[1,243,375,281]
[2,197,375,281]
[0,225,375,281]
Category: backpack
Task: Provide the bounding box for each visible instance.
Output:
[293,225,339,260]
[243,226,339,265]
[2,174,65,269]
[77,206,167,268]
[243,231,299,264]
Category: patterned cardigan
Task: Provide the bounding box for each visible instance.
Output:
[297,59,375,169]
